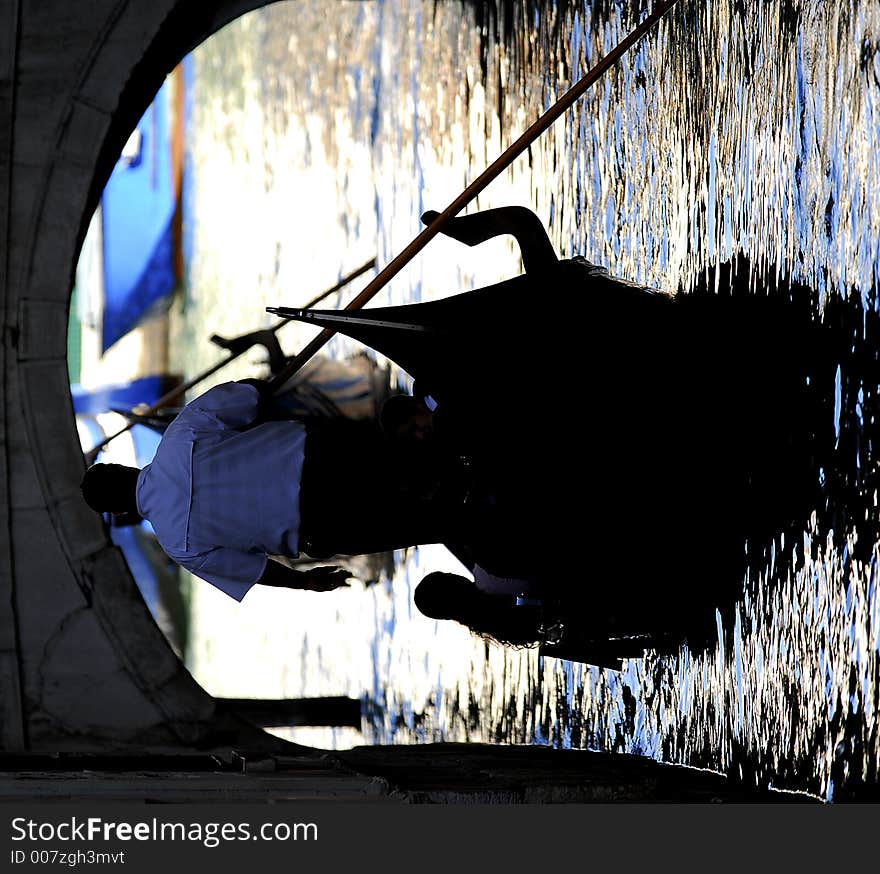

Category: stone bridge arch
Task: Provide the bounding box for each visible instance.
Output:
[0,0,297,754]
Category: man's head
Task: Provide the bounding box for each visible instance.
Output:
[80,463,142,516]
[413,571,477,620]
[413,571,544,647]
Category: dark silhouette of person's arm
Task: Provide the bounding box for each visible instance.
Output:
[256,559,351,592]
[421,206,558,273]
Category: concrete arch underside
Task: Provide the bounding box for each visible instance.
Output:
[0,0,302,756]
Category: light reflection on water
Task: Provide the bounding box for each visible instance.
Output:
[175,0,880,801]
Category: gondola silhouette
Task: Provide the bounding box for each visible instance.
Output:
[270,207,841,661]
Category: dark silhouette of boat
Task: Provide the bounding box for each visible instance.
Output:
[270,207,849,662]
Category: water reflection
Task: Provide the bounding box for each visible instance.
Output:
[178,0,880,801]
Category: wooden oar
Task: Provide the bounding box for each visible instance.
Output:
[267,0,680,393]
[83,257,376,465]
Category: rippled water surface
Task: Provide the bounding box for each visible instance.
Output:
[174,0,880,801]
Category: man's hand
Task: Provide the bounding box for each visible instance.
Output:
[301,566,352,591]
[257,559,351,591]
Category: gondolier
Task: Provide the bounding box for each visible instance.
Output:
[80,378,458,600]
[269,205,837,589]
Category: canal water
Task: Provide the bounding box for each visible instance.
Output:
[171,0,880,801]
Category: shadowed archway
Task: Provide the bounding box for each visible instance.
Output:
[0,0,301,755]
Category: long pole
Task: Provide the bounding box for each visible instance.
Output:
[267,0,679,392]
[83,257,375,465]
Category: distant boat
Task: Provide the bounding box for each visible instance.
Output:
[70,62,187,435]
[100,71,183,352]
[273,230,838,660]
